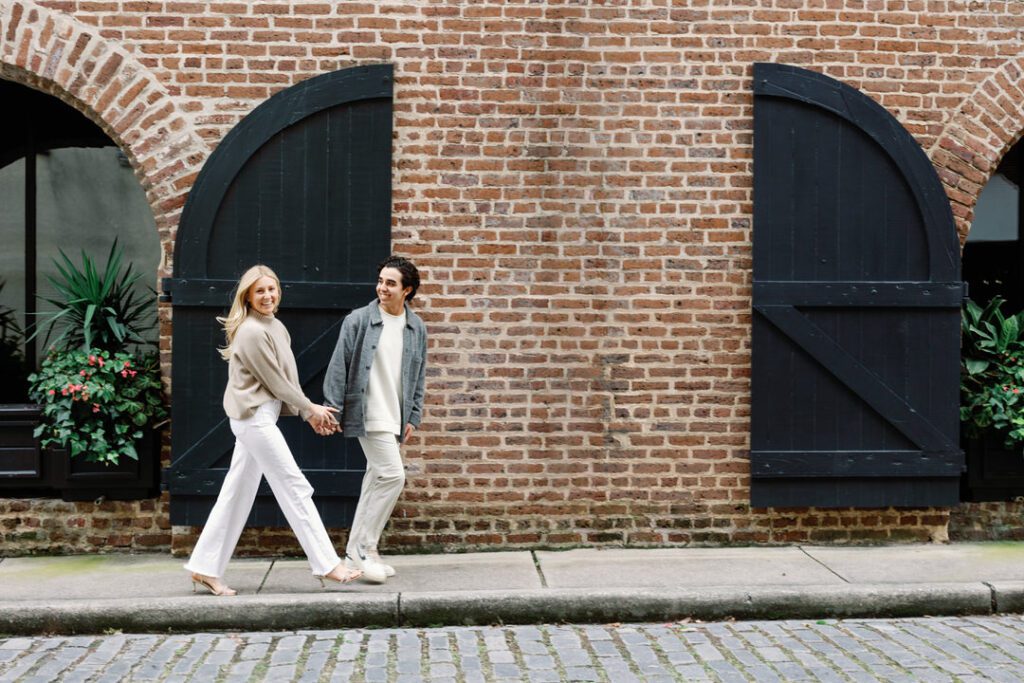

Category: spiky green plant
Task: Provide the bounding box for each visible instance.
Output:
[29,240,156,353]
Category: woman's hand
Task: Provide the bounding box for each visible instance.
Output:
[307,404,340,436]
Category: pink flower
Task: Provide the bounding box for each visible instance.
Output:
[97,357,105,367]
[92,404,100,413]
[121,370,128,378]
[79,370,87,377]
[48,389,55,396]
[123,360,132,368]
[129,370,137,377]
[88,355,96,366]
[61,388,68,396]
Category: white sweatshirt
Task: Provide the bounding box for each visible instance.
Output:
[364,306,405,435]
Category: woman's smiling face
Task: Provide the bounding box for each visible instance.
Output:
[247,275,279,315]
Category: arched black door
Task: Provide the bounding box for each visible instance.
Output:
[163,65,393,526]
[751,63,964,508]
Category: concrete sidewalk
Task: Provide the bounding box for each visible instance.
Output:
[1,543,1023,635]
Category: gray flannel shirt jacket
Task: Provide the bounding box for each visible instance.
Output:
[323,299,428,443]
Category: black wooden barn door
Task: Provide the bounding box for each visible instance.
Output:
[163,65,393,526]
[751,63,964,508]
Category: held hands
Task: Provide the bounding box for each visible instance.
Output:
[307,404,341,437]
[306,409,413,440]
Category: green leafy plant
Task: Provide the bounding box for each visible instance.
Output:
[960,296,1024,447]
[24,244,164,465]
[30,240,156,353]
[27,348,166,464]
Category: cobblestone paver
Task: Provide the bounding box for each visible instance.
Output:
[1,615,1023,681]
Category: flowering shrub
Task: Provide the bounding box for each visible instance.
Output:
[961,297,1024,447]
[28,348,167,465]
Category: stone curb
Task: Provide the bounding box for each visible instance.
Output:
[400,583,994,626]
[989,581,1024,614]
[0,593,397,636]
[0,583,1000,635]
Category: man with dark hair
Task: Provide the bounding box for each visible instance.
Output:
[323,256,427,583]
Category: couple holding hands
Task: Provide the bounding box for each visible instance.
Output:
[184,256,428,596]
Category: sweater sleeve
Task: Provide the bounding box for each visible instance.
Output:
[234,326,315,420]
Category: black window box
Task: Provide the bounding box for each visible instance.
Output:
[0,404,160,501]
[962,431,1024,502]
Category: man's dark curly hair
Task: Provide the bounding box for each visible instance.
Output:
[378,255,421,301]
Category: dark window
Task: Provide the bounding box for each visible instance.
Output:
[962,143,1023,312]
[0,80,159,394]
[0,81,160,497]
[960,142,1024,501]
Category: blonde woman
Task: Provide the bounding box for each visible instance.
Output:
[184,265,361,595]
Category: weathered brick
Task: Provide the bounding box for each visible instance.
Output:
[1,0,1021,556]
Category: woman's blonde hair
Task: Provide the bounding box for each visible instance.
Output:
[217,264,281,361]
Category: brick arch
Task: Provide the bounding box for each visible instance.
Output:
[0,0,207,272]
[930,58,1024,246]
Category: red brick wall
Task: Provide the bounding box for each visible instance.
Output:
[0,497,169,552]
[951,502,1024,542]
[2,0,1022,555]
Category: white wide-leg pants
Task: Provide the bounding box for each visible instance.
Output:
[184,401,342,578]
[346,431,406,559]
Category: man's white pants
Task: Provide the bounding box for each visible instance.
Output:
[346,431,406,559]
[184,401,342,578]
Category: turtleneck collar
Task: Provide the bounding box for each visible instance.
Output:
[249,309,275,322]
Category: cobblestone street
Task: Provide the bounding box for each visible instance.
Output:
[2,615,1024,682]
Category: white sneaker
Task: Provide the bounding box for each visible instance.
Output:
[367,549,396,577]
[345,549,387,584]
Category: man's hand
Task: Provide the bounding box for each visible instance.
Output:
[403,423,415,443]
[313,422,339,436]
[312,420,340,437]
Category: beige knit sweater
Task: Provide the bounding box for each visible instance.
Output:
[222,310,315,421]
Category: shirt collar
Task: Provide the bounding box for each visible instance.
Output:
[369,299,411,327]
